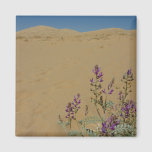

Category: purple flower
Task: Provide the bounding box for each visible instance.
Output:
[96,68,101,75]
[99,78,103,82]
[90,78,94,83]
[120,100,136,119]
[102,89,106,94]
[131,104,134,109]
[98,72,103,78]
[91,65,103,83]
[115,120,120,125]
[92,65,101,76]
[127,69,132,75]
[101,115,119,134]
[65,103,73,119]
[102,122,107,133]
[77,100,81,104]
[123,69,133,80]
[108,89,114,94]
[126,104,130,110]
[65,94,81,119]
[110,123,116,130]
[74,96,77,102]
[121,107,125,112]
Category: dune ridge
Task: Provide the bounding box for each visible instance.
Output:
[16,25,136,40]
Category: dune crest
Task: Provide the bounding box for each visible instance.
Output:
[17,25,81,39]
[16,25,136,41]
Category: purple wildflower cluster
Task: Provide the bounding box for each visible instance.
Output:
[90,65,115,118]
[123,69,134,81]
[120,100,136,119]
[101,114,119,134]
[58,65,136,136]
[102,88,114,95]
[91,65,103,83]
[107,78,114,94]
[65,93,81,119]
[102,78,114,95]
[118,69,134,103]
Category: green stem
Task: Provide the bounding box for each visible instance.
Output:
[103,110,106,120]
[95,104,102,120]
[75,119,84,136]
[125,81,128,98]
[122,80,128,104]
[93,75,102,120]
[103,95,107,120]
[69,118,71,129]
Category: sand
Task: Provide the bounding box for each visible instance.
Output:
[16,26,136,136]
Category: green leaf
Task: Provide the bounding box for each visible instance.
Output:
[65,121,70,126]
[106,101,114,108]
[110,123,136,136]
[58,120,66,129]
[79,116,103,126]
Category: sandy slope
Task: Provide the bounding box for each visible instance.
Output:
[16,26,136,136]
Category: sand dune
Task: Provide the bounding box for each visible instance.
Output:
[16,26,136,136]
[16,25,81,40]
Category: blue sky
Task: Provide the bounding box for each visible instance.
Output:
[16,16,136,32]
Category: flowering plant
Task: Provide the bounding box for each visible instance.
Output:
[58,65,136,136]
[90,65,114,118]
